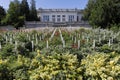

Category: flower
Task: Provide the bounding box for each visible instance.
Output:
[107,77,114,80]
[112,51,115,55]
[0,59,3,64]
[37,50,40,54]
[110,61,114,65]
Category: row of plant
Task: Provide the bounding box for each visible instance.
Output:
[0,28,120,79]
[0,50,120,80]
[0,28,120,54]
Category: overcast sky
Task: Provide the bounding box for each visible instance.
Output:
[0,0,88,9]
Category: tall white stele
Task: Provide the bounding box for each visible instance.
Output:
[87,37,89,43]
[74,37,77,43]
[93,40,95,48]
[59,29,65,48]
[99,36,101,43]
[46,40,49,48]
[63,40,65,48]
[78,40,80,49]
[31,41,34,51]
[15,41,18,51]
[10,38,12,44]
[72,36,74,41]
[108,39,111,47]
[0,42,1,50]
[49,28,57,41]
[36,37,38,45]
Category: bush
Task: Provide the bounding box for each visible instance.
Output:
[0,44,14,58]
[81,52,120,80]
[15,33,28,42]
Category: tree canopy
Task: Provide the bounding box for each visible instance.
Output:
[0,6,6,25]
[29,0,38,21]
[1,0,39,29]
[20,0,30,21]
[3,0,24,29]
[83,0,120,28]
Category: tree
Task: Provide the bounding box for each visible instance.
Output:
[82,0,96,21]
[29,0,38,21]
[0,6,6,25]
[20,0,30,21]
[83,0,120,28]
[3,0,24,29]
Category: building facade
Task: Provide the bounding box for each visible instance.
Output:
[25,8,89,27]
[38,8,83,23]
[37,8,84,26]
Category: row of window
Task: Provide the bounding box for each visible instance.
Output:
[43,15,75,22]
[52,15,66,18]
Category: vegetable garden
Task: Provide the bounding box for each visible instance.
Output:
[0,27,120,80]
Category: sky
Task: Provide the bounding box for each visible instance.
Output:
[0,0,88,10]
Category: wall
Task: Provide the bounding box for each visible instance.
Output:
[39,11,83,22]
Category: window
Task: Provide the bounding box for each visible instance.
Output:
[52,15,55,17]
[57,15,61,22]
[52,18,55,22]
[57,15,60,17]
[62,18,66,22]
[62,15,66,22]
[68,15,74,22]
[57,18,60,22]
[62,15,65,17]
[43,15,49,22]
[52,15,56,22]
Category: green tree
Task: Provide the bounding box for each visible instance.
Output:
[83,0,120,28]
[3,0,24,29]
[0,6,6,25]
[82,0,96,21]
[20,0,30,21]
[29,0,38,21]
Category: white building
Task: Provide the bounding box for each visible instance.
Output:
[37,8,83,23]
[26,8,89,27]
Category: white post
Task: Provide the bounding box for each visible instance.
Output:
[31,41,34,51]
[111,37,113,43]
[72,36,74,41]
[74,37,76,43]
[87,37,89,43]
[59,29,65,48]
[63,40,65,48]
[27,34,29,38]
[40,36,42,41]
[108,39,111,47]
[93,40,95,48]
[49,28,57,41]
[78,40,80,49]
[36,38,38,45]
[46,40,49,48]
[42,34,44,40]
[0,42,1,50]
[82,35,85,40]
[99,37,101,43]
[15,41,17,51]
[33,35,35,40]
[103,32,106,40]
[10,38,12,44]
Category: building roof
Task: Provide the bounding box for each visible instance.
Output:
[37,8,83,13]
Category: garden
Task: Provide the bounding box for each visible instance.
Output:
[0,27,120,80]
